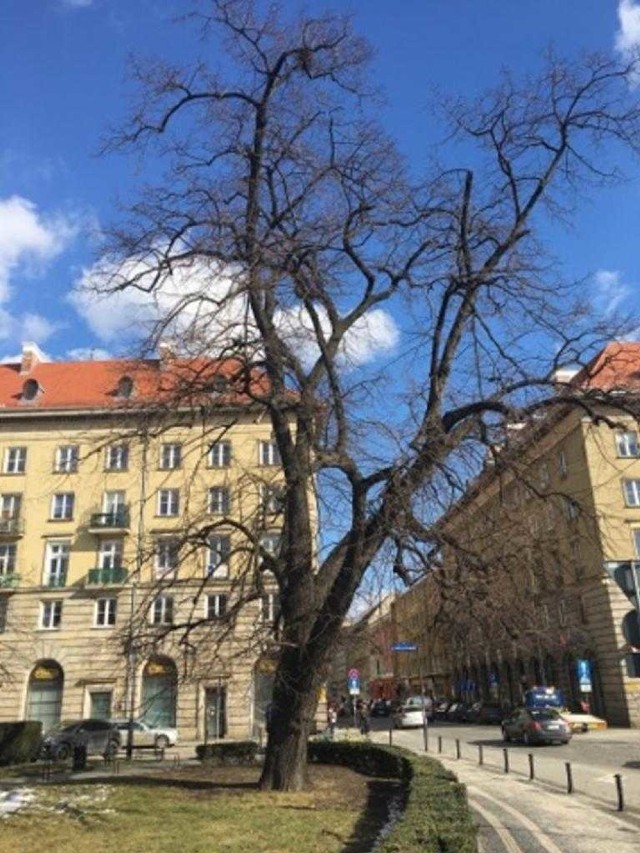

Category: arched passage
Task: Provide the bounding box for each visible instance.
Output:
[27,660,64,731]
[141,656,177,727]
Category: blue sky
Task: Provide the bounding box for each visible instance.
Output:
[1,0,640,362]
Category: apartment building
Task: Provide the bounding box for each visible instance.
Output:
[0,343,286,741]
[391,343,640,726]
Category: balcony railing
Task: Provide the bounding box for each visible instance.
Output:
[0,573,20,590]
[44,574,67,588]
[88,508,130,531]
[86,566,128,586]
[0,517,24,537]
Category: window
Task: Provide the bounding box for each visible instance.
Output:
[95,598,117,627]
[208,441,232,468]
[154,538,180,578]
[208,486,230,515]
[616,431,639,458]
[538,463,550,490]
[51,492,75,520]
[0,493,21,519]
[259,533,281,563]
[99,539,123,569]
[55,445,79,473]
[103,490,127,524]
[557,449,568,479]
[157,489,180,517]
[117,376,134,399]
[105,444,129,471]
[261,593,280,623]
[206,594,228,620]
[160,443,182,470]
[558,599,567,627]
[40,600,62,630]
[0,543,17,576]
[262,484,285,515]
[259,440,280,467]
[633,529,640,557]
[151,596,174,625]
[623,479,640,507]
[44,541,70,587]
[207,535,231,577]
[22,379,40,402]
[4,447,26,474]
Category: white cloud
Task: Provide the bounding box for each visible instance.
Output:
[70,252,399,368]
[0,196,75,303]
[592,269,631,316]
[66,347,112,361]
[616,1,640,55]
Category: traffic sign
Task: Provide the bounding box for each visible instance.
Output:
[348,668,359,679]
[392,642,418,652]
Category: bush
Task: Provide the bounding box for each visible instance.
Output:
[196,740,259,765]
[308,741,476,853]
[0,721,42,766]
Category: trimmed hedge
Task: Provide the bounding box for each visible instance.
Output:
[308,741,476,853]
[196,740,259,765]
[0,721,42,766]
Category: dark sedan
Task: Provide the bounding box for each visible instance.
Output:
[501,708,572,746]
[40,719,120,761]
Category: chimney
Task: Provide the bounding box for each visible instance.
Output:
[551,368,579,392]
[20,342,48,375]
[158,341,175,368]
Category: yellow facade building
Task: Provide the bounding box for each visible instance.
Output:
[391,343,640,726]
[0,343,284,741]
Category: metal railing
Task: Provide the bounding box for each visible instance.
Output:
[87,566,129,586]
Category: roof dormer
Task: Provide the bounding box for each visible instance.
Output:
[116,375,135,399]
[21,378,42,403]
[20,341,48,375]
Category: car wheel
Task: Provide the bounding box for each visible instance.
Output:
[56,743,71,761]
[502,728,511,743]
[155,735,169,750]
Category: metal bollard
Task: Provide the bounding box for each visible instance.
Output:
[437,735,442,754]
[528,753,535,781]
[478,744,484,766]
[565,761,573,794]
[503,748,509,774]
[388,720,393,746]
[455,738,461,760]
[614,773,624,812]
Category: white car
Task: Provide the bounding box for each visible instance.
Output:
[111,719,178,749]
[393,696,432,728]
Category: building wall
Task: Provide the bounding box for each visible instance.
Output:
[0,406,284,741]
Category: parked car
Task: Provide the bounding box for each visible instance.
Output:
[501,708,572,746]
[392,695,432,728]
[371,700,392,717]
[111,719,178,749]
[467,701,506,725]
[40,719,120,761]
[433,699,454,721]
[446,702,471,722]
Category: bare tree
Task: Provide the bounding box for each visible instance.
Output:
[89,0,640,789]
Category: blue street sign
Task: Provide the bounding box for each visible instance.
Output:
[392,642,418,652]
[347,676,360,695]
[576,658,592,693]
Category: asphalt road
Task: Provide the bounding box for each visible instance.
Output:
[365,718,640,852]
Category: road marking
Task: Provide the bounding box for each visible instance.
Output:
[470,787,566,853]
[471,798,525,853]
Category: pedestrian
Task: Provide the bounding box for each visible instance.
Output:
[327,704,338,738]
[358,702,370,736]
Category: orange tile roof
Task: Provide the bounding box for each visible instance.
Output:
[0,355,270,412]
[573,342,640,391]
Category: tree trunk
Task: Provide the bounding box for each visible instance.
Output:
[259,643,328,791]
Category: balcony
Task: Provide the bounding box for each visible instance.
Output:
[0,573,20,591]
[44,574,67,588]
[86,566,129,586]
[88,508,130,534]
[0,517,24,538]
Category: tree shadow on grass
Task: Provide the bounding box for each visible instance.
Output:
[341,778,407,853]
[62,774,259,793]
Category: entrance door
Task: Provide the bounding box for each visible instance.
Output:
[205,686,226,740]
[27,661,64,731]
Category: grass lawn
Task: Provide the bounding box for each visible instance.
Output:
[0,763,399,852]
